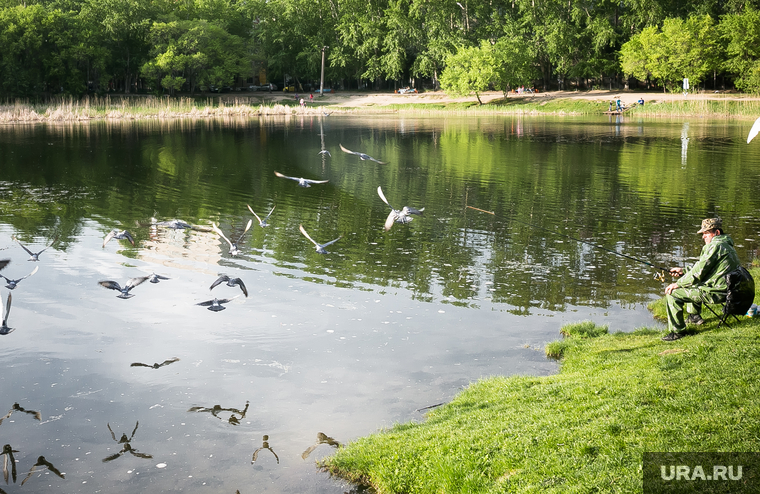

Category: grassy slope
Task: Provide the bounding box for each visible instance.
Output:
[321,267,760,493]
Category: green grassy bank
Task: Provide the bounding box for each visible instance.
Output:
[3,93,760,121]
[382,96,760,118]
[320,266,760,493]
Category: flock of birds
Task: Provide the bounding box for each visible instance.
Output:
[0,142,424,319]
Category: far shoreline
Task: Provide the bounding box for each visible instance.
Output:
[2,89,760,122]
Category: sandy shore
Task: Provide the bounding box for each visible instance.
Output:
[255,88,760,108]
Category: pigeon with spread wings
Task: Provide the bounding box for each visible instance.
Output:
[103,229,135,248]
[274,171,329,187]
[339,144,386,164]
[377,186,425,231]
[247,204,276,227]
[212,220,252,256]
[2,265,38,290]
[196,296,238,312]
[98,276,150,299]
[14,235,57,261]
[210,274,248,297]
[299,225,342,254]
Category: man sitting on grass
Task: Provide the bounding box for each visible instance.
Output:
[663,217,741,341]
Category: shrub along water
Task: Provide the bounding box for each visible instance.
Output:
[320,267,760,493]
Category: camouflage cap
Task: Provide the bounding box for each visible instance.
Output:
[697,217,722,234]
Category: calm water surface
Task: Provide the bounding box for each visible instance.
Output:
[1,114,759,493]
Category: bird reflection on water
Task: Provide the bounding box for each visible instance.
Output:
[188,401,249,425]
[2,444,19,484]
[20,456,64,486]
[251,435,279,465]
[301,432,341,459]
[103,422,153,462]
[130,357,180,369]
[0,293,13,335]
[0,403,41,426]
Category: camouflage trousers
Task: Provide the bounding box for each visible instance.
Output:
[666,286,726,332]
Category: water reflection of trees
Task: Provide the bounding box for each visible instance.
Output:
[1,117,759,313]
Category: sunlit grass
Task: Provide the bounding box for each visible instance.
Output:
[629,98,760,118]
[0,95,330,121]
[320,267,760,493]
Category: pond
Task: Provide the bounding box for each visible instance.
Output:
[0,113,759,493]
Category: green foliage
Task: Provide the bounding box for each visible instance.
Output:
[492,28,539,96]
[620,15,722,91]
[720,8,760,93]
[2,0,760,98]
[141,19,250,93]
[440,41,497,104]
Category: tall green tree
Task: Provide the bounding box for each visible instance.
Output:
[79,0,155,92]
[620,15,720,91]
[440,41,497,104]
[141,19,251,93]
[720,8,760,93]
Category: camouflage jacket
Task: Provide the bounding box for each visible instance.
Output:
[676,234,740,293]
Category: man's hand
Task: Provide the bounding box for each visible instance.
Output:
[669,267,684,278]
[665,283,679,295]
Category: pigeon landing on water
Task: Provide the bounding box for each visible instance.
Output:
[247,204,276,227]
[196,296,238,312]
[212,220,252,256]
[1,265,38,290]
[13,236,57,261]
[103,230,135,248]
[210,275,248,297]
[274,171,329,188]
[339,144,386,164]
[98,276,151,299]
[0,293,13,335]
[298,225,342,254]
[147,273,170,284]
[377,186,425,231]
[151,219,194,230]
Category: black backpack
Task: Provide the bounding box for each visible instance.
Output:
[724,266,755,316]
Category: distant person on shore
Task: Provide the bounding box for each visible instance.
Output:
[616,98,622,111]
[310,93,313,103]
[300,98,305,108]
[638,97,645,106]
[662,217,740,341]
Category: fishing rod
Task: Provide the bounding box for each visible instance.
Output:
[465,205,672,280]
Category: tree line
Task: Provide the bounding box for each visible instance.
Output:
[1,0,759,99]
